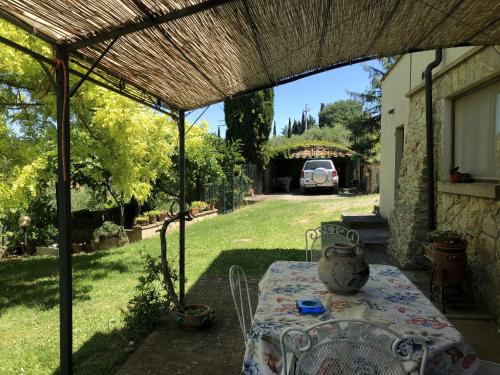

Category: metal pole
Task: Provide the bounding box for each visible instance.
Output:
[55,45,73,375]
[178,110,186,305]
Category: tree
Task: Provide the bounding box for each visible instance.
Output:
[300,125,352,146]
[273,121,277,137]
[224,89,274,168]
[349,57,397,118]
[347,58,397,160]
[318,99,365,129]
[318,103,326,127]
[305,115,317,130]
[72,87,174,226]
[287,118,292,138]
[292,119,303,135]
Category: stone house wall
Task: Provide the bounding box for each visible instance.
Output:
[389,46,500,320]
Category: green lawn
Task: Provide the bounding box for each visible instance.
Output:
[0,194,377,374]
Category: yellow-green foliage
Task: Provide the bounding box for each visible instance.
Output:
[0,157,49,218]
[74,87,175,205]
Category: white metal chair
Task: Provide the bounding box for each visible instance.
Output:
[280,319,428,375]
[305,224,360,262]
[479,360,500,374]
[229,265,253,343]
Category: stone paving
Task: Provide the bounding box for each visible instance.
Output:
[116,276,259,375]
[117,250,500,374]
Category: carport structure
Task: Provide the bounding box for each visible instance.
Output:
[0,0,499,373]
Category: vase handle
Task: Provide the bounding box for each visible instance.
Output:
[323,246,335,259]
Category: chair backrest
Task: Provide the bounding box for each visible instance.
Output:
[280,319,428,375]
[480,360,500,374]
[305,224,360,262]
[229,265,253,343]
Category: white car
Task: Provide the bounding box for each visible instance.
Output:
[299,159,339,194]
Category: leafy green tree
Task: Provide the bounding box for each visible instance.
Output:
[224,89,274,168]
[347,58,397,160]
[300,125,352,146]
[318,103,326,127]
[349,57,397,118]
[72,86,174,226]
[318,99,365,129]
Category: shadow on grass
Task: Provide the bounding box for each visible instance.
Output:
[51,247,304,374]
[0,250,129,312]
[199,247,305,276]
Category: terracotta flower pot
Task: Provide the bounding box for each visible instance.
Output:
[431,241,467,287]
[449,173,461,183]
[136,218,149,226]
[157,212,168,221]
[175,304,216,331]
[190,207,200,216]
[71,243,85,253]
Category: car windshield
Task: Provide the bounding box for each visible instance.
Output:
[304,160,332,170]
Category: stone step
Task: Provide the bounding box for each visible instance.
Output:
[341,213,388,229]
[357,228,390,252]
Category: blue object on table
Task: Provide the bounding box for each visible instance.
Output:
[296,299,325,314]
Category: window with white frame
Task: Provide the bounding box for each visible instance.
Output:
[453,80,500,180]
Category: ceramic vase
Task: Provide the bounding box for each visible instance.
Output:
[317,242,370,294]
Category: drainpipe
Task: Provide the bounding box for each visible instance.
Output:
[424,49,442,231]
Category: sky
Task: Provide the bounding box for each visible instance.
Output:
[186,60,375,137]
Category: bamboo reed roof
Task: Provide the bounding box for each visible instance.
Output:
[1,0,499,110]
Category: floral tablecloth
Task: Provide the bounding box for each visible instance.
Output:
[243,261,479,375]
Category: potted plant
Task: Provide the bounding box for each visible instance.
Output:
[134,215,149,226]
[91,221,129,250]
[428,230,471,288]
[449,166,461,183]
[71,242,86,253]
[189,201,207,216]
[159,212,216,330]
[145,211,157,224]
[157,210,169,221]
[429,230,469,249]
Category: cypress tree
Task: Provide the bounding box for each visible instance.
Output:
[224,88,274,167]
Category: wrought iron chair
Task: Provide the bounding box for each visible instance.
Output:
[480,360,500,374]
[229,265,253,343]
[305,224,360,262]
[280,319,428,375]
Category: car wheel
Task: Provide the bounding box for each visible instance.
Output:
[300,186,306,195]
[332,185,339,194]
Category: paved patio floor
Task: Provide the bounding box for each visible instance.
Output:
[116,276,259,375]
[117,256,500,374]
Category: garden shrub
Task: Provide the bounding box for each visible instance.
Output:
[92,221,127,243]
[122,252,175,341]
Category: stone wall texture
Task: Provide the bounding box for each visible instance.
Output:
[389,46,500,320]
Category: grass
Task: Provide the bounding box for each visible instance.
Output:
[0,194,378,374]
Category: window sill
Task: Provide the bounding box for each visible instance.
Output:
[437,181,500,200]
